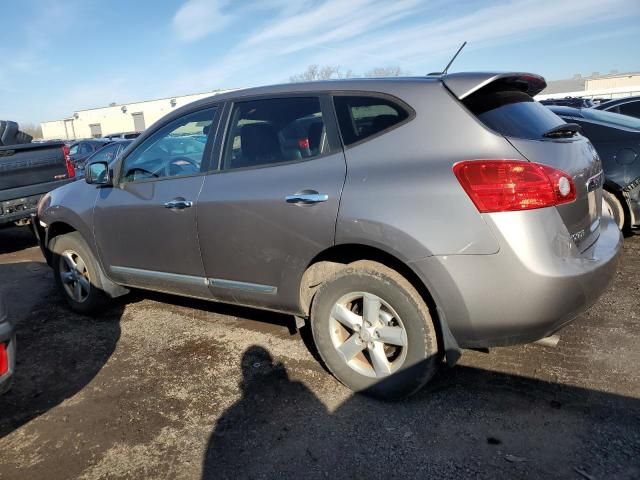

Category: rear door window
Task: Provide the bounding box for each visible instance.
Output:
[619,101,640,118]
[463,85,565,140]
[333,96,409,146]
[222,97,328,170]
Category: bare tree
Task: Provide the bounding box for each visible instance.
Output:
[290,64,355,82]
[20,123,43,140]
[364,66,409,77]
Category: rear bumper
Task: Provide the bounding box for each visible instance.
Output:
[411,208,622,348]
[0,321,16,394]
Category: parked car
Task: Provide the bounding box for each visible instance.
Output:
[539,97,595,108]
[104,132,141,140]
[0,130,76,227]
[67,139,113,168]
[76,139,133,172]
[547,105,640,232]
[34,73,621,399]
[0,293,15,394]
[593,95,640,119]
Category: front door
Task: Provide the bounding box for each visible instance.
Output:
[197,96,346,312]
[94,106,219,298]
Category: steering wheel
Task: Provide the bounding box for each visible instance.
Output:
[164,156,200,177]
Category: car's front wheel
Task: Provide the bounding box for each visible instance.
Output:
[310,261,440,400]
[50,232,107,314]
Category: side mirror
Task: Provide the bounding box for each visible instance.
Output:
[85,161,111,185]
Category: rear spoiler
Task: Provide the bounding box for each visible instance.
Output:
[440,72,547,100]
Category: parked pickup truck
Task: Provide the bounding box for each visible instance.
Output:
[0,141,76,226]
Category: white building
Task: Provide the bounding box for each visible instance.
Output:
[536,71,640,101]
[41,89,232,141]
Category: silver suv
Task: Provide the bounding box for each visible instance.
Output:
[34,72,622,399]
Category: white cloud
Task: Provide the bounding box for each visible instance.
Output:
[172,0,230,42]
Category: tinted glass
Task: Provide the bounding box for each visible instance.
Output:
[464,88,564,140]
[90,143,120,164]
[581,107,640,130]
[68,143,79,155]
[121,108,216,183]
[79,143,93,154]
[619,101,640,118]
[222,97,326,170]
[333,96,409,146]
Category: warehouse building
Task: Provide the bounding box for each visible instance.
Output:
[537,70,640,101]
[40,89,232,140]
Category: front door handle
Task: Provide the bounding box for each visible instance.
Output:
[164,199,193,210]
[285,191,329,205]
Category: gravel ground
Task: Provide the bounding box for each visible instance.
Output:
[0,225,638,480]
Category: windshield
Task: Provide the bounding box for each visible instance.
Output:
[582,108,640,130]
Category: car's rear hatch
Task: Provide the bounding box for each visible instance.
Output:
[444,72,604,251]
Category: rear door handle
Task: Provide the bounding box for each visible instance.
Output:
[164,199,193,209]
[285,191,329,205]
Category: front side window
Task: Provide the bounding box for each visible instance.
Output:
[619,101,640,118]
[333,95,409,146]
[120,108,216,183]
[222,97,327,170]
[79,143,94,154]
[90,143,120,164]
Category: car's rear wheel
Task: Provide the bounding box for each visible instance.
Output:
[50,232,107,314]
[602,190,630,234]
[310,261,440,400]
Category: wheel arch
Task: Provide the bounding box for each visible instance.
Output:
[299,243,461,365]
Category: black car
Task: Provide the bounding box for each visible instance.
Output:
[68,139,113,167]
[548,105,640,233]
[0,293,15,394]
[104,132,141,140]
[594,95,640,119]
[540,97,595,108]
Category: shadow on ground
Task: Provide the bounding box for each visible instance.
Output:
[202,345,640,480]
[0,225,37,255]
[0,261,123,438]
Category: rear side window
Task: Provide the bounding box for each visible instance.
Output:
[463,85,564,140]
[333,96,409,146]
[619,101,640,118]
[222,97,328,170]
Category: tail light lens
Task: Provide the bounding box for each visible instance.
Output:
[0,343,7,377]
[62,145,75,179]
[453,160,576,213]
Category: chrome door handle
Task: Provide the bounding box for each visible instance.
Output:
[164,199,193,209]
[285,191,329,205]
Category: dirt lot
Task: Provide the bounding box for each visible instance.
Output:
[0,225,638,480]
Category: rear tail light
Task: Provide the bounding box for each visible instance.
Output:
[62,145,75,179]
[0,343,7,377]
[453,160,576,213]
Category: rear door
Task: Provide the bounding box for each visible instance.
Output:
[196,95,346,313]
[459,77,603,250]
[93,106,220,298]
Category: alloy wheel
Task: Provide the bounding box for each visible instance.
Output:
[329,292,408,378]
[59,250,91,303]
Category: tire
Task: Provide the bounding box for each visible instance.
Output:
[0,120,19,146]
[602,190,630,234]
[50,232,108,314]
[310,260,440,400]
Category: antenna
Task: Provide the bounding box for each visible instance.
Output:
[442,41,467,75]
[428,41,467,76]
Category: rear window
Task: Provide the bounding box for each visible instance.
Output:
[333,96,409,146]
[464,86,564,140]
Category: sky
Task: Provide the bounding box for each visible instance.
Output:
[1,0,639,125]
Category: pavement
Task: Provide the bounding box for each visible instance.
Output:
[0,225,638,480]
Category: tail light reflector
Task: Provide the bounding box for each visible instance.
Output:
[0,343,7,377]
[62,145,75,179]
[453,160,576,213]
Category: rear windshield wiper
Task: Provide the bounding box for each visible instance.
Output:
[543,123,582,138]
